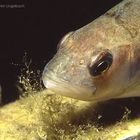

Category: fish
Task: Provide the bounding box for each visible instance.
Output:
[42,0,140,102]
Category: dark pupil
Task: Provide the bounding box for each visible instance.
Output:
[94,61,109,75]
[89,52,113,76]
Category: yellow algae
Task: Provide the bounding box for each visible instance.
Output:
[0,89,140,140]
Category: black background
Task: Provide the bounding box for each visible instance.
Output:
[0,0,122,105]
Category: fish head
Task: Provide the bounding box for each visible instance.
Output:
[42,17,133,102]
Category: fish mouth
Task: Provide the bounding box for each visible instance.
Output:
[42,74,97,101]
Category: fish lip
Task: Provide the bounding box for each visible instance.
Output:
[42,74,97,101]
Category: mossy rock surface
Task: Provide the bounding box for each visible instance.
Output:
[0,90,140,140]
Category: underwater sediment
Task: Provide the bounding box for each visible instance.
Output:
[0,90,140,140]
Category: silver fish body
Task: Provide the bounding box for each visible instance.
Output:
[42,0,140,102]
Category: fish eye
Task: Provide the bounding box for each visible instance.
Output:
[89,52,113,77]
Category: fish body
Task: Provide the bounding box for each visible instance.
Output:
[42,0,140,102]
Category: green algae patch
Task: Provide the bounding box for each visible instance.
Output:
[0,90,96,140]
[0,89,140,140]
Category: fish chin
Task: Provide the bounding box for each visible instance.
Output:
[42,76,97,101]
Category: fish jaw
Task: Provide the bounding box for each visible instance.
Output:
[42,72,97,101]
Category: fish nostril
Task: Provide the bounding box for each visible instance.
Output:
[57,32,74,50]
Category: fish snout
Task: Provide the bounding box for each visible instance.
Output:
[42,62,97,101]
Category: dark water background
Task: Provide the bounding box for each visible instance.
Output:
[0,0,122,105]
